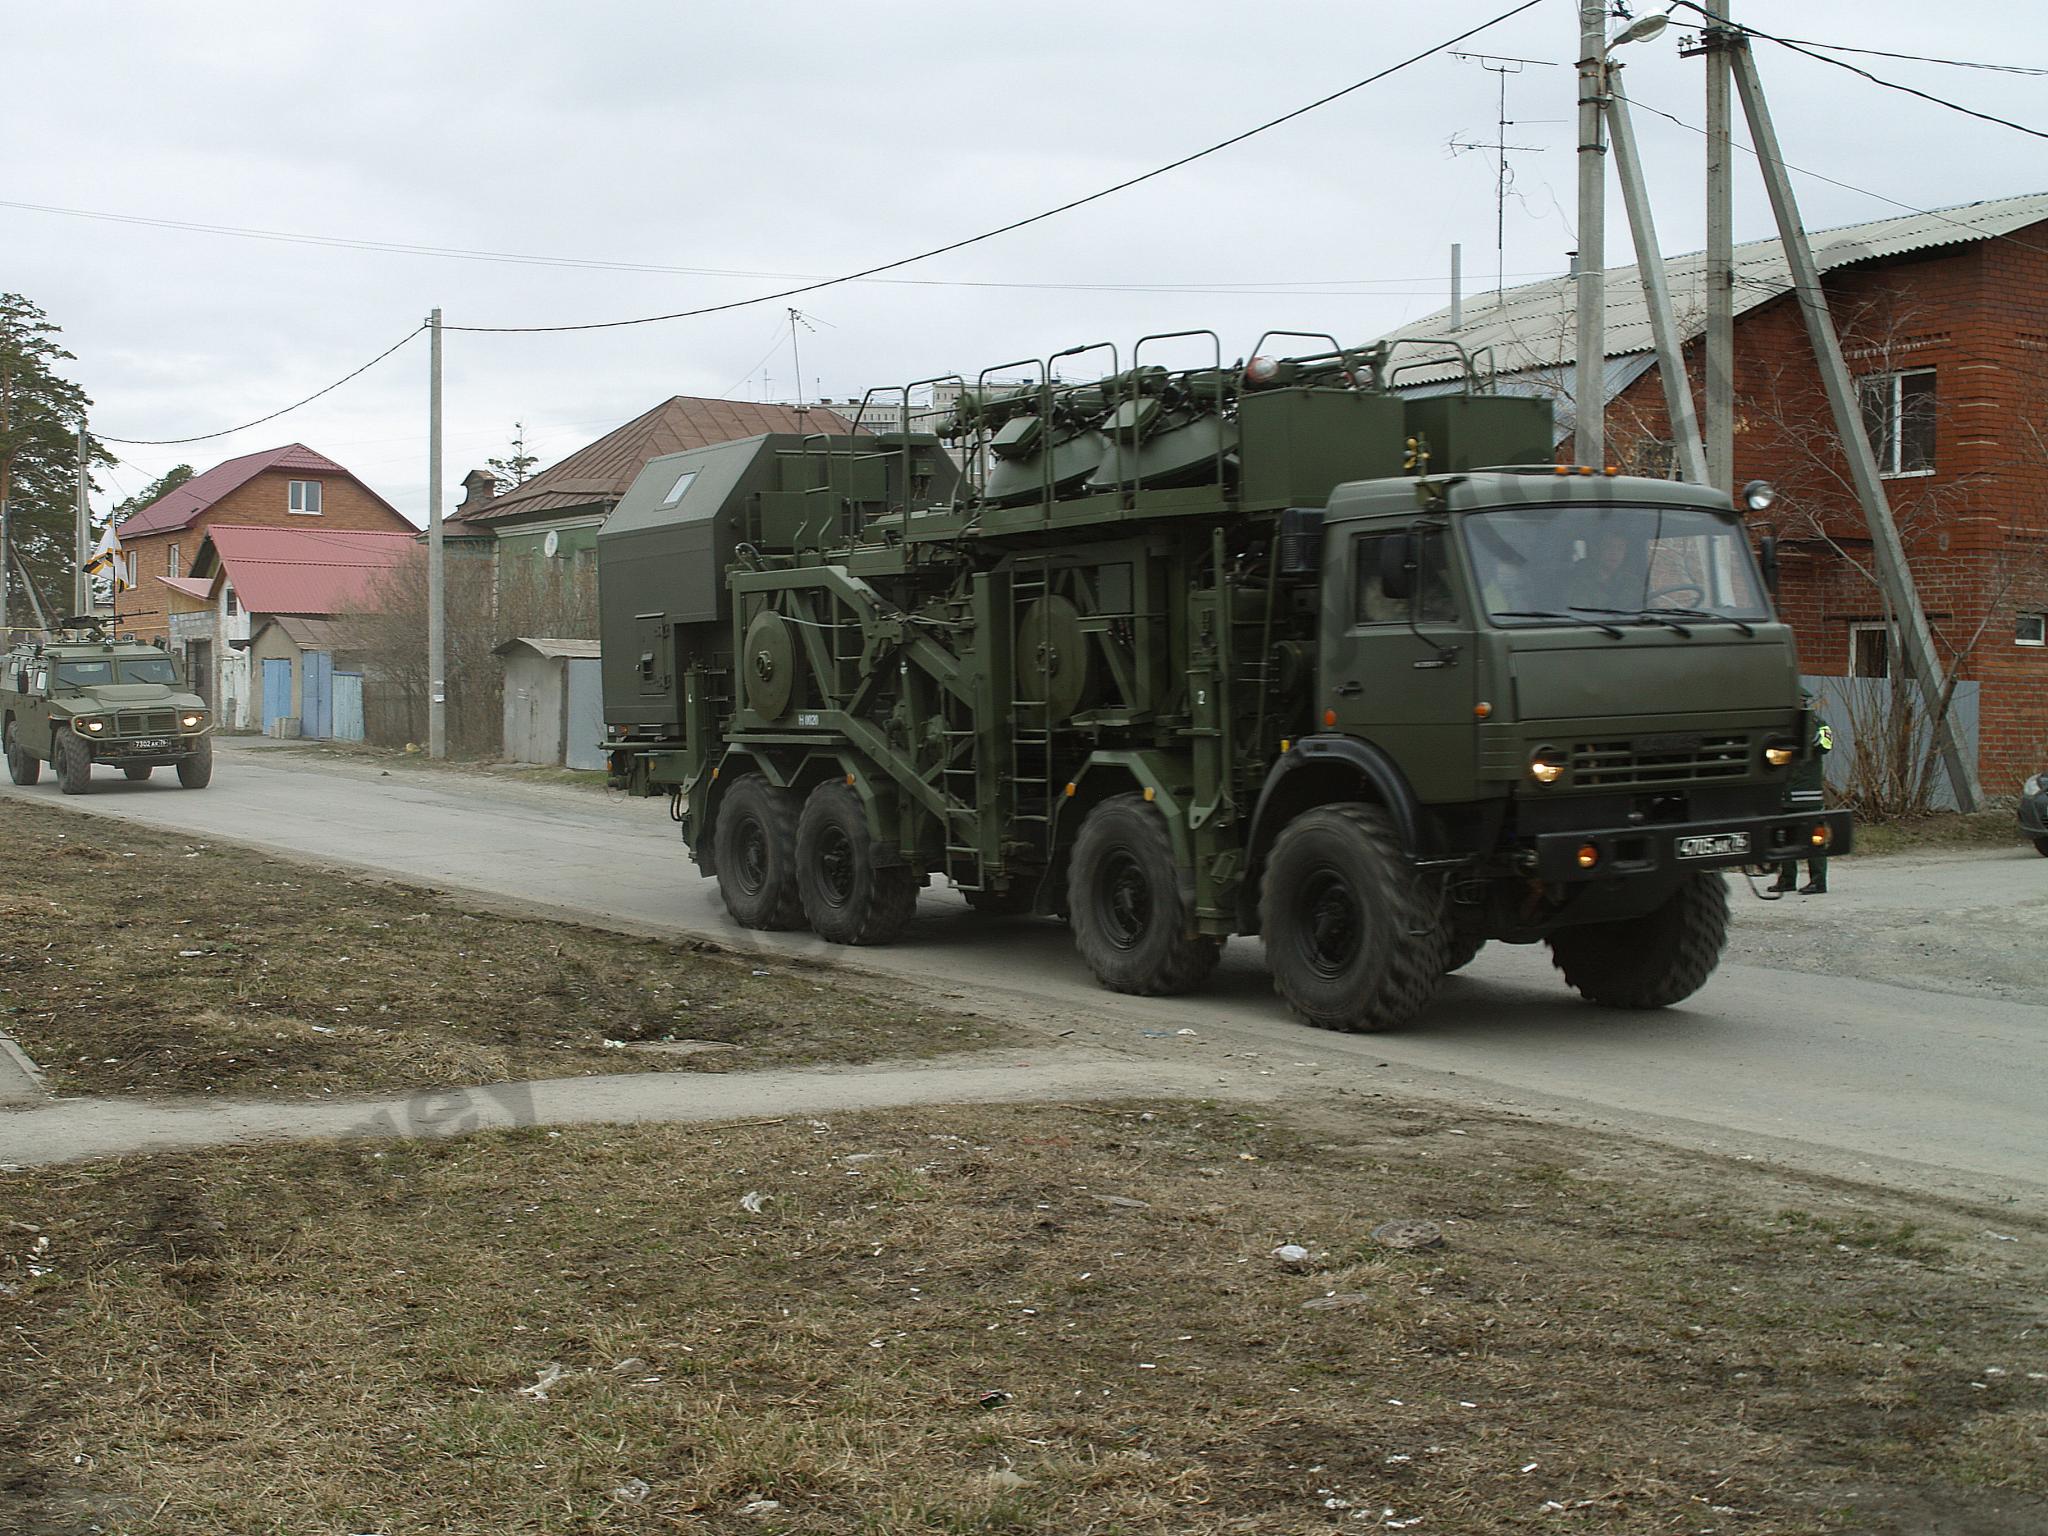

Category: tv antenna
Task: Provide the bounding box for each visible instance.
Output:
[1449,51,1559,297]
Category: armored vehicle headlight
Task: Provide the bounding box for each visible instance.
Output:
[1528,747,1566,785]
[74,717,105,734]
[2025,773,2045,796]
[180,712,206,728]
[1764,741,1796,768]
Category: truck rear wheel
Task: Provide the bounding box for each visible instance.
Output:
[1261,804,1443,1032]
[56,734,92,796]
[176,739,213,789]
[1546,872,1729,1009]
[1069,794,1219,995]
[796,781,916,945]
[714,774,805,930]
[4,722,39,786]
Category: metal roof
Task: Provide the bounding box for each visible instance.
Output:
[494,637,603,660]
[188,525,417,616]
[1379,191,2048,388]
[455,397,860,526]
[119,443,404,537]
[253,615,355,653]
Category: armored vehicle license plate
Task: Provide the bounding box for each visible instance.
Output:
[130,737,171,751]
[1676,831,1749,860]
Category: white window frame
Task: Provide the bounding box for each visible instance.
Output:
[167,542,180,577]
[2018,612,2047,648]
[1857,368,1937,479]
[224,585,239,618]
[288,479,324,515]
[1849,621,1892,679]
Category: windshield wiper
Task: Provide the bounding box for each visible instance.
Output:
[1642,605,1756,637]
[1570,605,1692,638]
[1497,609,1625,638]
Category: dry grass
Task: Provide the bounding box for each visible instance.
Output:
[1846,807,2029,858]
[0,800,1004,1099]
[3,1101,2043,1534]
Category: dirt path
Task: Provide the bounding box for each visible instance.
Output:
[0,1048,1256,1167]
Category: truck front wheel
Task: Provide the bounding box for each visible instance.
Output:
[56,734,92,796]
[713,775,805,930]
[176,738,213,789]
[796,781,916,945]
[1069,793,1219,995]
[1546,872,1729,1009]
[4,722,39,786]
[1262,804,1443,1032]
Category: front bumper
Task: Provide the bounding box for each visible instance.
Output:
[84,731,207,764]
[1532,807,1854,882]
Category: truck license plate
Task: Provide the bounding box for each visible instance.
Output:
[1676,831,1749,860]
[131,738,170,751]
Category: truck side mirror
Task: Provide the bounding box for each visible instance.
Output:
[1379,532,1415,601]
[1757,532,1781,600]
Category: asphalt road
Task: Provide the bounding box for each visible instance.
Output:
[6,738,2045,1211]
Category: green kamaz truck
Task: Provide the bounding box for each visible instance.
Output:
[598,334,1849,1031]
[4,621,214,793]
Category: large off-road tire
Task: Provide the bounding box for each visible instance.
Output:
[1546,872,1730,1009]
[2034,836,2048,859]
[1442,932,1486,974]
[963,885,1036,916]
[176,739,213,789]
[1261,804,1444,1032]
[4,722,39,786]
[56,733,92,796]
[1068,793,1220,995]
[124,765,153,782]
[713,774,805,930]
[795,781,917,945]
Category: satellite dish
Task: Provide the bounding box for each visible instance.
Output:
[543,529,561,558]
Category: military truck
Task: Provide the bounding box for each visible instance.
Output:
[3,621,213,793]
[598,333,1849,1031]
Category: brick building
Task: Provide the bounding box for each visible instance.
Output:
[114,444,414,644]
[1381,192,2048,796]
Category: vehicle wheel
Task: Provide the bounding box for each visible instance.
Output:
[56,734,92,796]
[4,722,39,787]
[796,781,916,945]
[1443,932,1486,974]
[1068,793,1219,995]
[963,885,1036,915]
[176,738,213,788]
[124,765,153,782]
[712,774,805,930]
[1261,804,1443,1032]
[1546,872,1729,1009]
[2034,836,2048,858]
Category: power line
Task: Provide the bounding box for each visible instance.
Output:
[442,0,1549,335]
[99,325,426,445]
[1674,4,2048,141]
[1763,36,2048,77]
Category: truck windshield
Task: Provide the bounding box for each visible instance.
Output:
[1462,504,1770,627]
[53,656,179,686]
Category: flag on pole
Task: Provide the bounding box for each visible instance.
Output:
[84,524,134,592]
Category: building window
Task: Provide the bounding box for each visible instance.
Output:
[288,479,324,515]
[1849,621,1891,679]
[2019,613,2046,647]
[168,542,180,576]
[224,585,239,618]
[1857,368,1936,477]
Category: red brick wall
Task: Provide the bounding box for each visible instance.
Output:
[120,468,413,639]
[1587,223,2048,789]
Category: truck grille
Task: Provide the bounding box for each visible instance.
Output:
[1571,735,1749,788]
[115,710,178,736]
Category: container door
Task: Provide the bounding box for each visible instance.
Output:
[565,657,605,769]
[302,651,333,739]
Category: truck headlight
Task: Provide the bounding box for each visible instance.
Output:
[180,712,206,728]
[1742,479,1776,512]
[74,717,105,734]
[1529,747,1566,785]
[2026,773,2045,796]
[1764,741,1795,768]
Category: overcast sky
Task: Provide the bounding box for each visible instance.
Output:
[8,1,2044,525]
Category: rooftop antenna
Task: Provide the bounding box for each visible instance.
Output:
[1450,51,1559,298]
[787,308,822,409]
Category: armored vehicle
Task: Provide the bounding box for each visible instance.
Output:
[598,333,1849,1031]
[3,622,213,793]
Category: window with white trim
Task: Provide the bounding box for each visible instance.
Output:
[224,585,239,618]
[1857,368,1936,477]
[1849,621,1891,679]
[288,479,323,515]
[167,542,180,576]
[2018,613,2046,647]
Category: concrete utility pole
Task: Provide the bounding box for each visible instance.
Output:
[1729,41,1977,812]
[75,430,91,616]
[1450,243,1463,331]
[1703,6,1736,494]
[427,307,447,760]
[1606,70,1709,484]
[1573,0,1609,467]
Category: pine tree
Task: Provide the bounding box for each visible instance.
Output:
[0,293,113,610]
[487,421,539,492]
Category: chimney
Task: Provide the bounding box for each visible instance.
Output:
[456,469,499,516]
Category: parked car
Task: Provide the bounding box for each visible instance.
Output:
[2020,773,2048,856]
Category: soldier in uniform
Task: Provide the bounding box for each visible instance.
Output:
[1773,695,1834,894]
